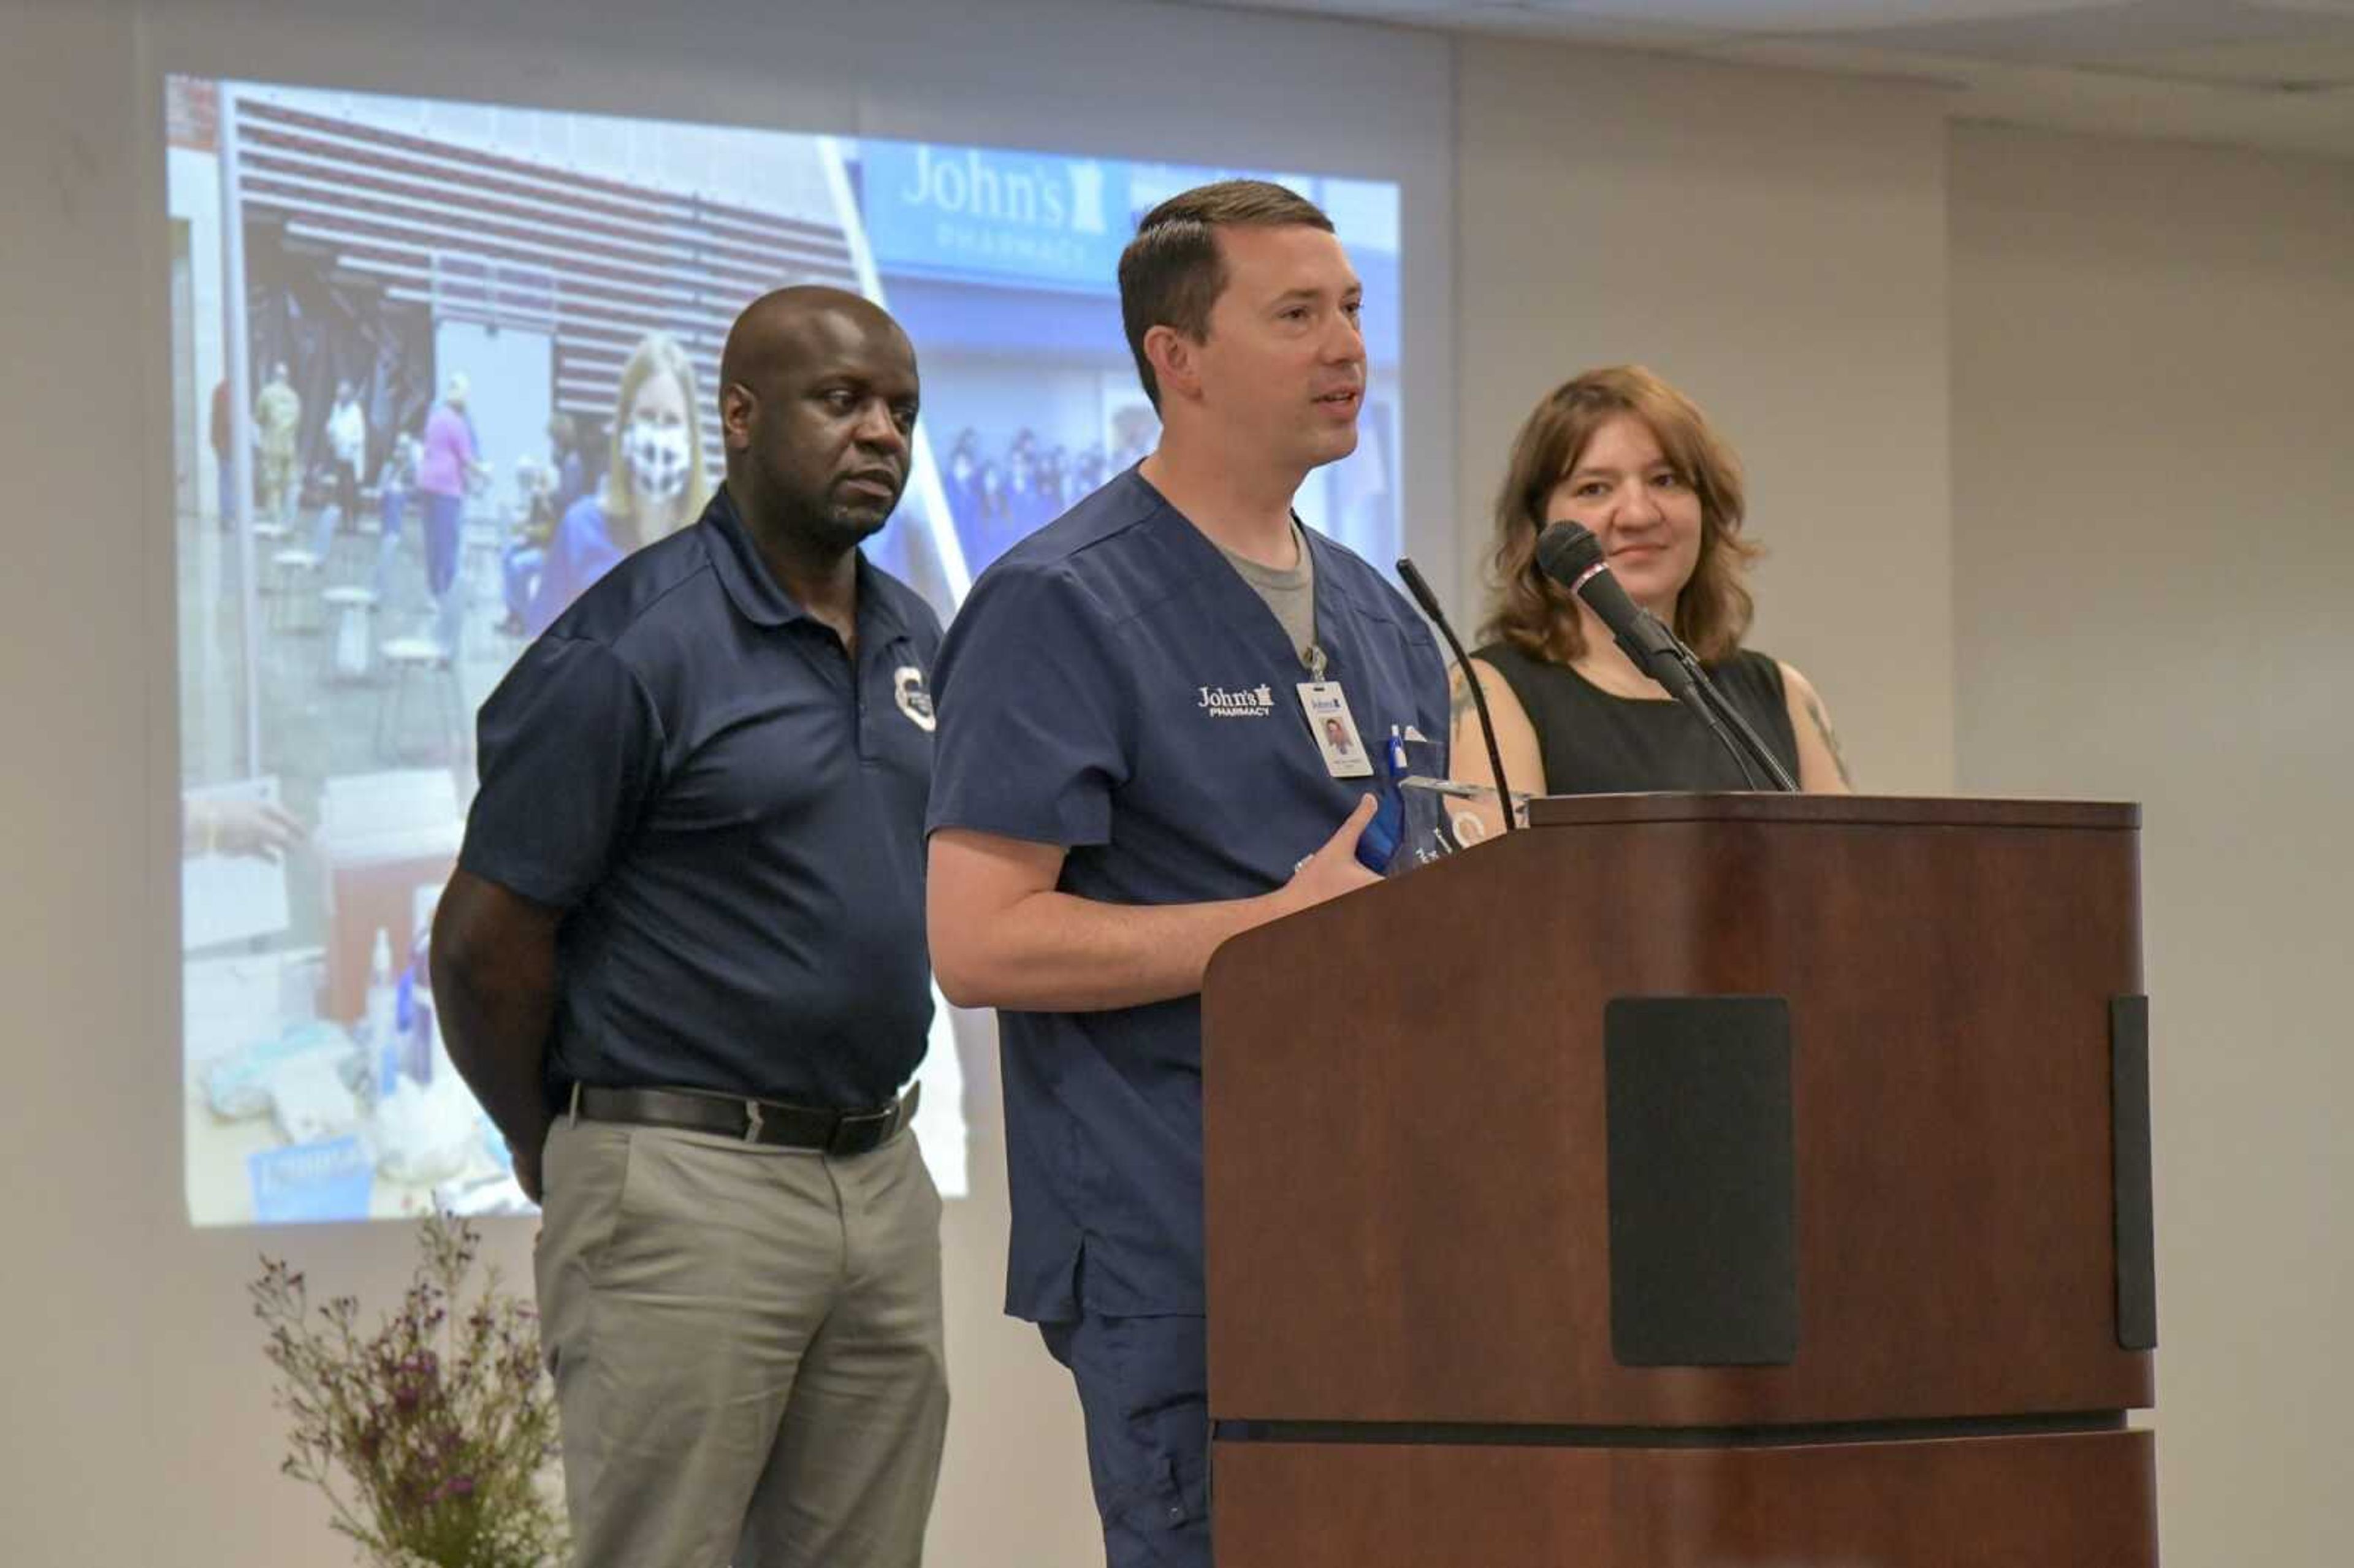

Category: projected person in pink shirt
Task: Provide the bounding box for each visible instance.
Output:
[416,373,484,658]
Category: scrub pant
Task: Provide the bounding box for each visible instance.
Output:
[1040,1313,1212,1568]
[421,489,465,656]
[309,500,342,561]
[502,544,544,624]
[258,443,297,523]
[535,1114,950,1568]
[372,490,405,603]
[421,489,463,597]
[333,457,359,525]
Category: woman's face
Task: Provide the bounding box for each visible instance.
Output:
[1541,413,1703,617]
[622,370,696,508]
[628,370,692,436]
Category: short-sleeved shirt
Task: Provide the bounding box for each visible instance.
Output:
[926,465,1451,1320]
[416,404,475,498]
[460,484,944,1111]
[525,493,627,637]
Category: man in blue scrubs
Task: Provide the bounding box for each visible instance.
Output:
[432,287,948,1568]
[926,181,1450,1567]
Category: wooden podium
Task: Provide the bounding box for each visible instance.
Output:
[1202,795,2158,1566]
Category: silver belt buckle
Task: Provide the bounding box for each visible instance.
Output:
[742,1098,765,1143]
[830,1100,896,1155]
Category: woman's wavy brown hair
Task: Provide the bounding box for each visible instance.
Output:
[1480,365,1761,666]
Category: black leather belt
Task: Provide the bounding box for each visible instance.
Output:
[568,1081,919,1156]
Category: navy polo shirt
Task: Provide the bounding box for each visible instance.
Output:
[926,466,1450,1320]
[459,485,943,1110]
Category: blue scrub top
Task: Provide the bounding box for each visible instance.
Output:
[927,465,1450,1320]
[462,485,945,1110]
[525,493,625,637]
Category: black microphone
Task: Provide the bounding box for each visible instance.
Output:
[1395,557,1519,833]
[1533,523,1705,709]
[1533,522,1797,793]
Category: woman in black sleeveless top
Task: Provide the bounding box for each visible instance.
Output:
[1452,367,1852,799]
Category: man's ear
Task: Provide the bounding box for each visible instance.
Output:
[1143,324,1205,406]
[718,381,756,454]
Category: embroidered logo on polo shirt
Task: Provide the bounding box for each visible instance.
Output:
[894,666,936,732]
[1198,683,1276,718]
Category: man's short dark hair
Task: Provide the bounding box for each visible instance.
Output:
[1118,179,1335,413]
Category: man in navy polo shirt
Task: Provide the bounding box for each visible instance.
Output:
[432,287,948,1568]
[926,181,1450,1567]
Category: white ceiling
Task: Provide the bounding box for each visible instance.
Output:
[1160,0,2354,160]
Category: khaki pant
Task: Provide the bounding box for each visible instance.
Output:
[257,443,297,523]
[535,1113,948,1568]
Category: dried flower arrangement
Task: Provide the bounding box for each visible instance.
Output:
[251,1211,565,1568]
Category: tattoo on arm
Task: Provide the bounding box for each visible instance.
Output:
[1805,693,1854,788]
[1450,671,1479,723]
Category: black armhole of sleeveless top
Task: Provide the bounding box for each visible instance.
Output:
[1468,641,1802,789]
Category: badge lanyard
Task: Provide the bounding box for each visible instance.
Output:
[1297,641,1373,780]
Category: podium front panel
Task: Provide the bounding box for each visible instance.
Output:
[1202,796,2153,1429]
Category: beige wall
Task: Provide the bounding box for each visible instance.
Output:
[2,0,2348,1562]
[1457,39,1958,794]
[2,0,167,1550]
[1951,120,2354,1568]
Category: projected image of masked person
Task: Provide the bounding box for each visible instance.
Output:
[925,180,1449,1568]
[325,380,367,530]
[370,433,418,603]
[253,362,301,527]
[498,415,596,635]
[525,332,710,635]
[415,373,486,658]
[549,410,591,514]
[432,286,946,1568]
[209,378,235,525]
[307,379,368,562]
[1449,365,1853,801]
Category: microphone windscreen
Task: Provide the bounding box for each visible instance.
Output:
[1394,557,1444,625]
[1535,520,1604,586]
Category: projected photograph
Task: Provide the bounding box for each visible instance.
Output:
[166,76,1404,1226]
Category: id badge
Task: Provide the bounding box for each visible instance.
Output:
[1297,680,1374,778]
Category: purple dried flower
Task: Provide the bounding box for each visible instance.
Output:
[253,1209,566,1560]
